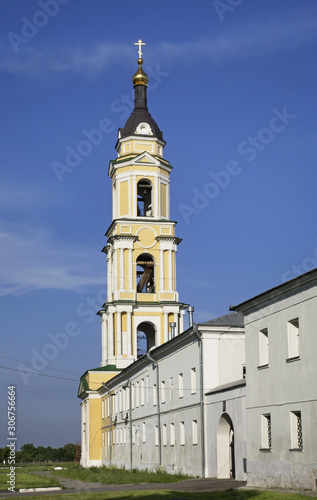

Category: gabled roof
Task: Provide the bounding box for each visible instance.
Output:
[230,267,317,313]
[201,311,244,328]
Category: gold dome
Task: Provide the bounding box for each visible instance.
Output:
[132,58,149,86]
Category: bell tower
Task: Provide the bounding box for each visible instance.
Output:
[99,41,187,369]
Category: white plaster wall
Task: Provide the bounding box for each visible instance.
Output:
[205,385,246,480]
[245,283,317,490]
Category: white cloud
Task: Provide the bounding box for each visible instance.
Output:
[0,224,105,297]
[1,12,317,78]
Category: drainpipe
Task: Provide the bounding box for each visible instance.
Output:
[192,324,205,477]
[122,379,133,470]
[187,306,195,328]
[146,351,161,466]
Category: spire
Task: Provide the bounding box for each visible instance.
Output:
[118,40,163,141]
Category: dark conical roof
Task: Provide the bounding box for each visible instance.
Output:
[119,58,163,141]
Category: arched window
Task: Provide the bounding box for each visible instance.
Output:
[137,322,156,358]
[137,179,152,217]
[136,254,155,293]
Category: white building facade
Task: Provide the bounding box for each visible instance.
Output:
[232,268,317,490]
[94,312,245,478]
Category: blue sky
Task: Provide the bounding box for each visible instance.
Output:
[1,0,317,448]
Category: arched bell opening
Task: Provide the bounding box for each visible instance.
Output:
[136,253,155,293]
[137,322,156,358]
[137,179,152,217]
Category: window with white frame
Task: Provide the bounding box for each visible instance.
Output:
[191,367,196,394]
[146,375,149,402]
[142,422,146,443]
[261,413,272,450]
[131,384,135,409]
[102,400,105,419]
[179,373,183,398]
[259,328,269,366]
[136,381,139,407]
[192,420,198,445]
[161,380,166,404]
[288,318,300,359]
[141,378,144,406]
[153,383,157,406]
[290,411,303,450]
[132,425,135,444]
[162,424,167,446]
[155,426,159,446]
[180,421,185,446]
[169,377,174,402]
[170,423,175,446]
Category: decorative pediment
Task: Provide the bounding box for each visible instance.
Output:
[132,152,160,166]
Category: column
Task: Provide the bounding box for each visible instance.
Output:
[160,249,164,292]
[154,175,159,218]
[168,250,173,291]
[127,311,132,356]
[132,175,136,218]
[174,313,179,337]
[163,312,169,343]
[108,313,114,357]
[179,311,184,334]
[128,248,133,291]
[120,248,124,290]
[107,253,112,299]
[101,315,107,364]
[112,250,117,294]
[117,311,122,356]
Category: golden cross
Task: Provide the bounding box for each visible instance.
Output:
[135,39,146,58]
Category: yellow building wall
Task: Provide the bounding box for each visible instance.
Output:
[89,398,102,461]
[161,183,167,218]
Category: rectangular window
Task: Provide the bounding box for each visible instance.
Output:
[132,425,135,444]
[118,390,122,413]
[290,411,303,450]
[169,377,174,402]
[124,427,127,444]
[288,318,300,359]
[146,375,150,402]
[179,373,183,398]
[261,414,272,450]
[192,420,198,445]
[155,426,159,447]
[191,368,196,394]
[136,381,139,408]
[259,328,269,366]
[131,384,135,410]
[170,423,175,446]
[141,378,144,406]
[153,384,157,406]
[180,421,185,446]
[161,380,166,404]
[142,422,146,443]
[162,424,167,446]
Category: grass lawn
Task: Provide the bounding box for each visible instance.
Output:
[14,489,314,500]
[0,469,60,491]
[50,464,190,484]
